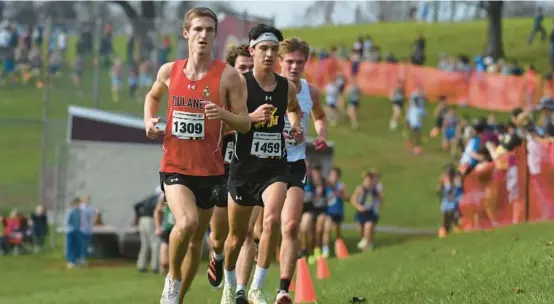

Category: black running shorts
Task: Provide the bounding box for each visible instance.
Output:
[212,178,229,208]
[288,160,307,189]
[159,172,224,209]
[228,174,290,207]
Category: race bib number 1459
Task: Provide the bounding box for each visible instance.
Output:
[172,111,205,140]
[250,132,282,158]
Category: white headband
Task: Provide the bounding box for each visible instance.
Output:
[249,32,279,47]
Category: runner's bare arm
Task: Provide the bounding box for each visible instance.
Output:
[144,62,172,122]
[309,83,327,140]
[350,186,364,211]
[222,66,251,134]
[153,194,165,231]
[286,80,301,128]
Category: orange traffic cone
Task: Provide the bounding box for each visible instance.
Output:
[316,256,330,280]
[335,238,349,260]
[289,278,295,292]
[294,258,317,303]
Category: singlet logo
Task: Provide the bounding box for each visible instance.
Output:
[265,96,272,101]
[254,107,279,129]
[188,84,196,90]
[203,86,211,97]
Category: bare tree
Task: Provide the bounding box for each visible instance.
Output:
[484,1,504,59]
[10,2,38,25]
[304,1,338,25]
[110,1,158,57]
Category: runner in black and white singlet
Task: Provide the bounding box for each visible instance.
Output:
[278,37,328,301]
[351,170,383,251]
[207,44,254,289]
[221,24,303,304]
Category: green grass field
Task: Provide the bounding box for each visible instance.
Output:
[2,222,553,303]
[1,18,551,304]
[285,18,550,72]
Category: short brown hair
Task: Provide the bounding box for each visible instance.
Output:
[279,37,310,60]
[183,7,218,32]
[226,44,250,67]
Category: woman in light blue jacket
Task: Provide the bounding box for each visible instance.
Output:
[64,197,82,268]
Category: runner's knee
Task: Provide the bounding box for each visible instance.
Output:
[174,216,198,236]
[262,213,280,234]
[226,232,247,252]
[281,216,300,238]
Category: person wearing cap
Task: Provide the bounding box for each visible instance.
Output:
[135,186,163,273]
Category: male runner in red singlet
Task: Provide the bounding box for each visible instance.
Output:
[143,7,250,304]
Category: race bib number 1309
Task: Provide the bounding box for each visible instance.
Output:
[250,132,282,158]
[172,111,205,140]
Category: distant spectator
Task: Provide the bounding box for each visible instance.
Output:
[5,209,26,255]
[93,208,104,226]
[367,45,381,62]
[0,24,10,51]
[32,25,43,47]
[100,27,114,67]
[511,60,523,76]
[0,216,7,255]
[64,197,82,268]
[352,36,363,56]
[460,117,487,175]
[362,35,373,59]
[127,34,136,64]
[551,27,554,68]
[7,24,18,49]
[80,194,96,263]
[411,32,425,65]
[528,8,546,45]
[487,113,497,132]
[57,30,67,62]
[406,96,426,154]
[438,53,449,70]
[30,205,48,253]
[337,43,347,59]
[474,55,486,72]
[135,187,162,273]
[537,96,554,135]
[499,58,512,75]
[159,35,171,65]
[384,52,397,63]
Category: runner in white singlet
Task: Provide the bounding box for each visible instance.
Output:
[274,37,328,302]
[325,79,340,126]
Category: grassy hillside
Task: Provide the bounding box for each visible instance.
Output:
[284,18,550,72]
[1,222,553,303]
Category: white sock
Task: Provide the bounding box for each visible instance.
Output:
[236,284,246,293]
[213,251,224,261]
[250,265,268,291]
[224,269,237,286]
